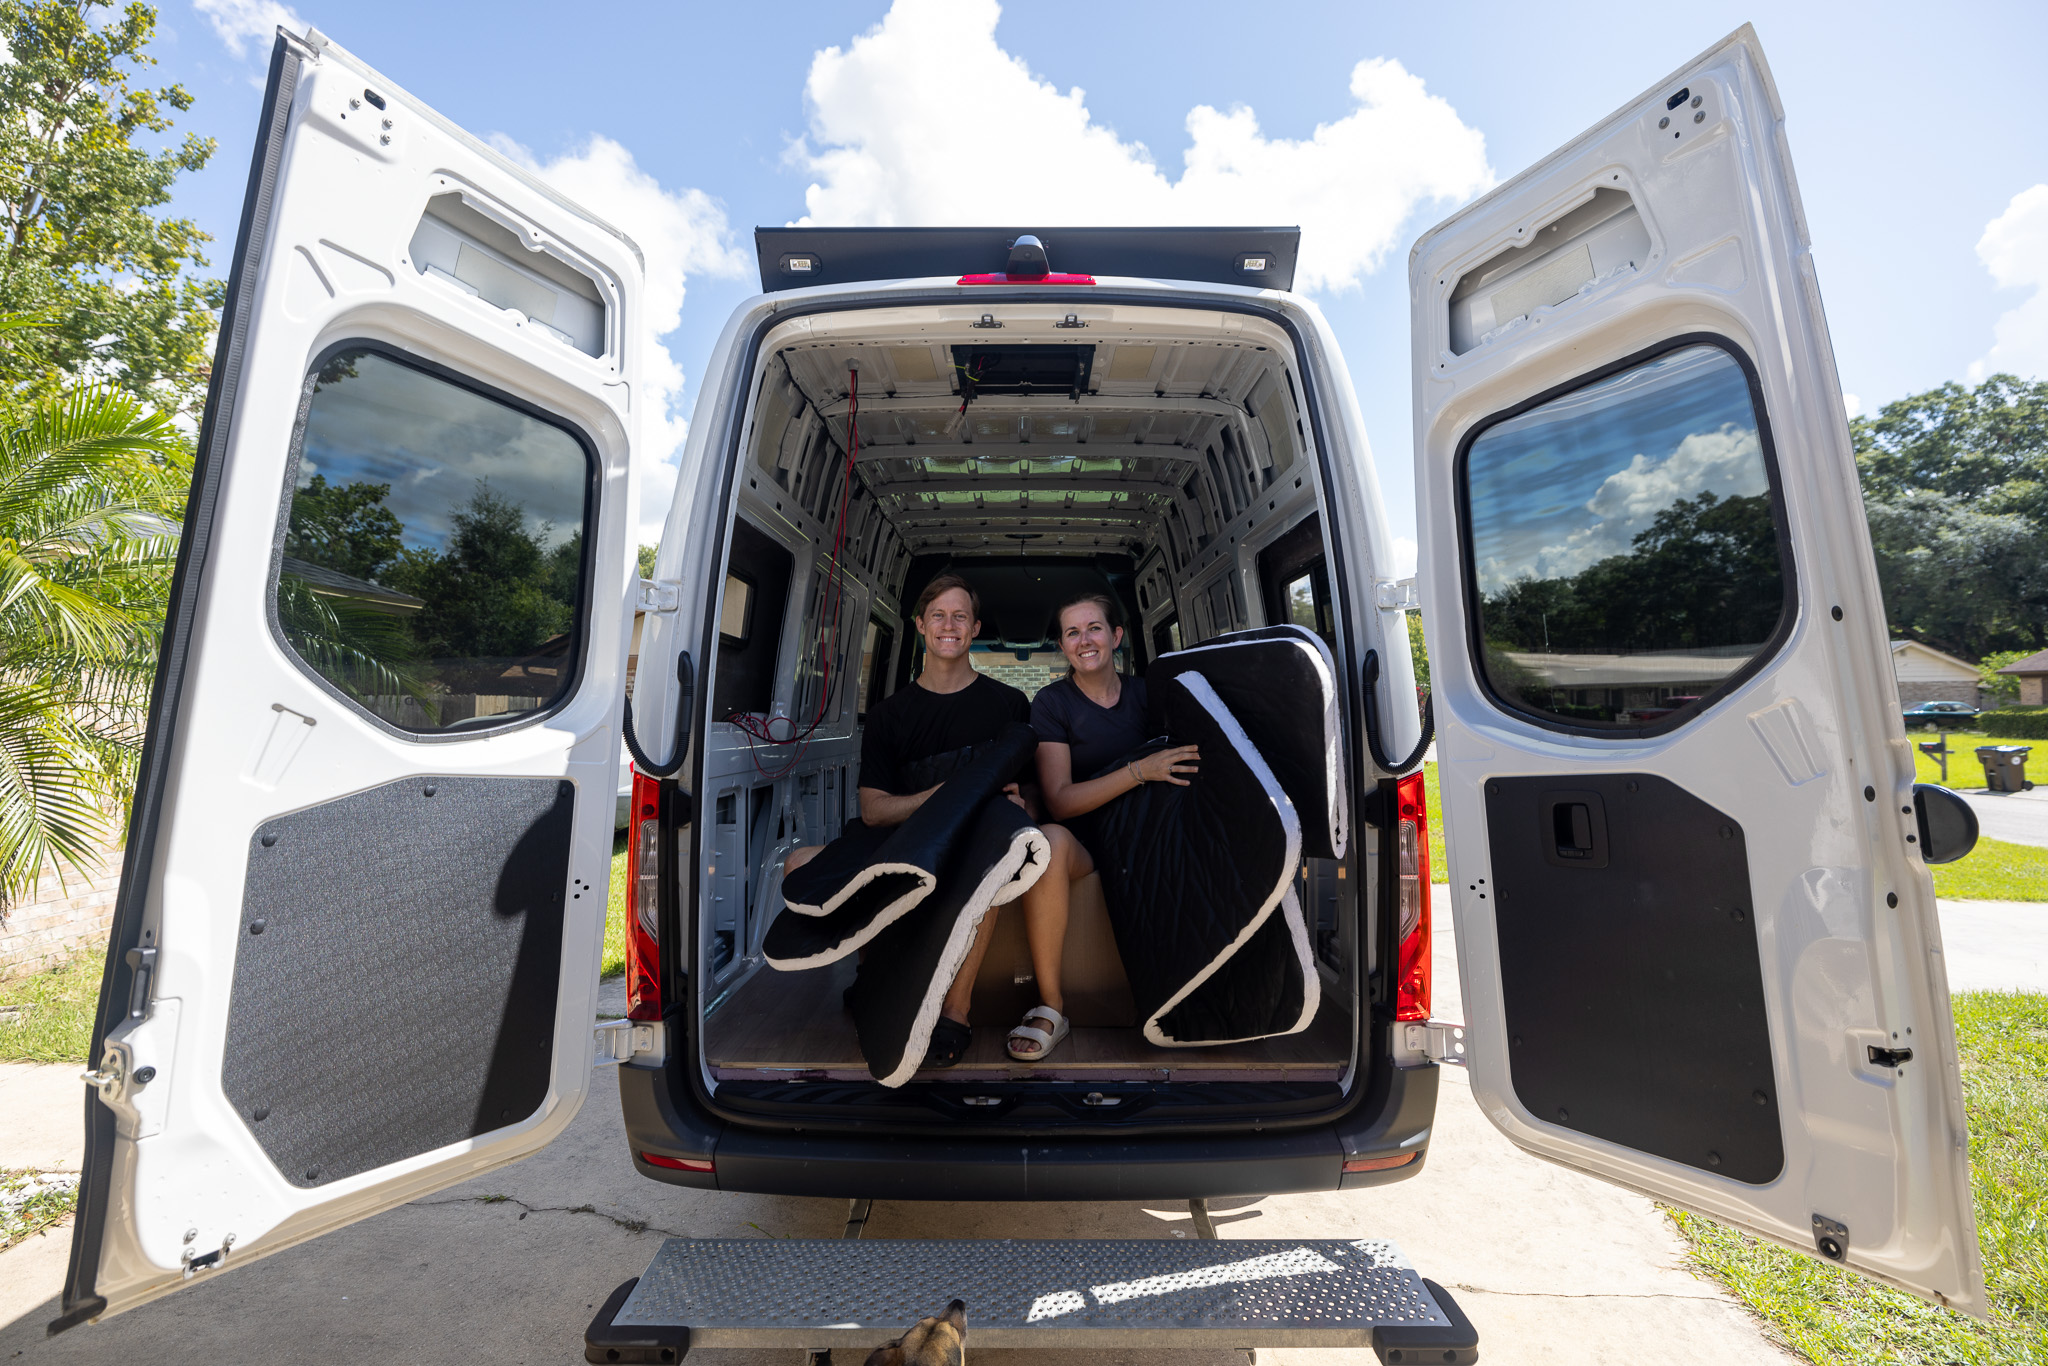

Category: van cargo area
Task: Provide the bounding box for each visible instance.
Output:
[675,300,1389,1124]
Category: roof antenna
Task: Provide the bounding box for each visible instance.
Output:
[1006,234,1050,280]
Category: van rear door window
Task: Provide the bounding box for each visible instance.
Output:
[1459,341,1791,732]
[272,345,595,734]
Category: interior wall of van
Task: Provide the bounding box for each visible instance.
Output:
[688,303,1374,1125]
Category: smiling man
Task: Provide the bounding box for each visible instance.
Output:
[782,572,1034,1066]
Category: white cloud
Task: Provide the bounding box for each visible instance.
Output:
[194,0,304,59]
[791,0,1493,292]
[1527,423,1765,584]
[490,135,748,543]
[1389,536,1418,579]
[1842,392,1862,419]
[1969,183,2048,383]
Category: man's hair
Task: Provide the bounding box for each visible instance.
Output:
[1056,588,1123,632]
[913,572,981,622]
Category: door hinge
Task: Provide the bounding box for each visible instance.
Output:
[1374,577,1420,611]
[1403,1020,1467,1065]
[595,1018,664,1066]
[636,579,680,614]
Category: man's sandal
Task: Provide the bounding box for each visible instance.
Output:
[922,1016,971,1068]
[1007,1005,1070,1062]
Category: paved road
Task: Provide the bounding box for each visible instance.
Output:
[1957,786,2048,849]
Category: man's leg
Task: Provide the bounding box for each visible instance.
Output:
[784,844,824,875]
[1008,825,1092,1057]
[939,905,1002,1025]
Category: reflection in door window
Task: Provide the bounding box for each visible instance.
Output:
[273,347,593,733]
[1462,343,1788,730]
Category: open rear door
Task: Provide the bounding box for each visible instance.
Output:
[57,29,641,1326]
[1409,26,1984,1310]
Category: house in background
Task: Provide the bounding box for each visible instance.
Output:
[1997,649,2048,706]
[1891,639,1983,708]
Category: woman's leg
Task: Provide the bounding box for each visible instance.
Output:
[1008,824,1094,1057]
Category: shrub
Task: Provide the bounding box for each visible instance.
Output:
[1976,710,2048,740]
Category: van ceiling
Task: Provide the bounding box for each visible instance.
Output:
[762,333,1301,562]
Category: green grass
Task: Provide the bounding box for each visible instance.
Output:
[1,1168,79,1250]
[1670,990,2048,1364]
[1910,728,2041,790]
[603,830,629,978]
[1423,760,1448,884]
[1931,836,2048,902]
[0,952,102,1064]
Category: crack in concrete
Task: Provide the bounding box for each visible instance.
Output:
[410,1194,686,1239]
[1449,1282,1732,1302]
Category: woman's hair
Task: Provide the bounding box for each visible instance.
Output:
[1055,589,1123,634]
[913,572,981,621]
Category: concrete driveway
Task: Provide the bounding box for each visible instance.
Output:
[15,872,2034,1365]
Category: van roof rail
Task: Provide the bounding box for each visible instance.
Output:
[753,226,1300,294]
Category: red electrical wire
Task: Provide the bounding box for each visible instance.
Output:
[727,367,863,779]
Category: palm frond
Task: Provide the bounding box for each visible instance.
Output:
[0,677,117,900]
[276,575,434,719]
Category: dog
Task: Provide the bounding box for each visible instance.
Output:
[863,1299,966,1366]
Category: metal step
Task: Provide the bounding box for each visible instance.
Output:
[586,1236,1477,1363]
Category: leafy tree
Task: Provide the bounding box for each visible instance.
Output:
[0,377,185,898]
[385,483,573,663]
[1853,374,2048,657]
[1978,649,2034,706]
[0,1,220,409]
[638,544,657,579]
[283,475,404,581]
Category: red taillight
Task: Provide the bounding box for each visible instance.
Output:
[955,272,1097,285]
[1395,771,1432,1022]
[1343,1153,1418,1173]
[639,1152,713,1173]
[625,768,663,1023]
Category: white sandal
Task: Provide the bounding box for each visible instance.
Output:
[1007,1004,1070,1061]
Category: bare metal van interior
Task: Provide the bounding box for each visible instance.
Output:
[685,297,1385,1128]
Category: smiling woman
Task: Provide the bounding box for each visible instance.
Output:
[273,345,598,732]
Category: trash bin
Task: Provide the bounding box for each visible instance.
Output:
[1976,744,2034,793]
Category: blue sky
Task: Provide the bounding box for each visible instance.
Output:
[152,1,2048,549]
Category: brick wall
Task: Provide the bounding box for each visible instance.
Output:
[0,842,123,981]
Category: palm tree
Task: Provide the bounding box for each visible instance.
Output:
[0,379,184,900]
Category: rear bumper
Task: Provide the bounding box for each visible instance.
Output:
[616,1052,1438,1201]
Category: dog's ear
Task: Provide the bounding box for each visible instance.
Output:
[862,1343,904,1366]
[942,1300,967,1337]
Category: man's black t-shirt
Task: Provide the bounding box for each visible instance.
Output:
[1030,673,1151,779]
[857,673,1031,795]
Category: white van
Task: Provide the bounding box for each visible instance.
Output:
[54,20,1987,1352]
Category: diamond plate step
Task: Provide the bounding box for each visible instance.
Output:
[585,1237,1477,1363]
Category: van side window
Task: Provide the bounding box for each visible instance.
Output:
[272,345,595,733]
[1257,513,1334,648]
[713,517,794,718]
[1460,341,1791,732]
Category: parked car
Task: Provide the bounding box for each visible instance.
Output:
[53,23,1991,1349]
[1904,701,1980,729]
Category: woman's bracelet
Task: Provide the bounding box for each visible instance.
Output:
[1128,760,1144,785]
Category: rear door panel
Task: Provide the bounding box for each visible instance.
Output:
[1409,26,1983,1310]
[61,30,640,1325]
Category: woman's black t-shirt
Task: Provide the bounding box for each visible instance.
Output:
[857,673,1031,794]
[1030,673,1150,779]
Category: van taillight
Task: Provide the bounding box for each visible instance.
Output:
[1395,771,1432,1022]
[625,768,662,1023]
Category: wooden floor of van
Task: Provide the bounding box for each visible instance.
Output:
[704,875,1351,1083]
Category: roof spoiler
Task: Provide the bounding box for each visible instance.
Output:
[753,226,1300,294]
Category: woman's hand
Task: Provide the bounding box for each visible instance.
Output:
[1132,745,1200,786]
